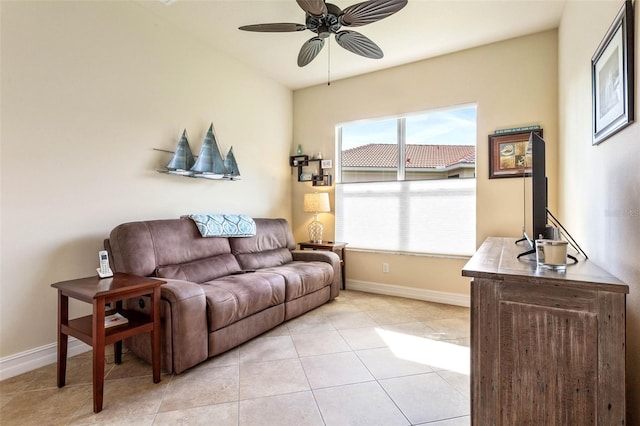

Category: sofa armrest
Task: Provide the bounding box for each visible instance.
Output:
[136,278,209,373]
[161,278,205,303]
[123,278,207,374]
[159,279,208,373]
[291,250,341,298]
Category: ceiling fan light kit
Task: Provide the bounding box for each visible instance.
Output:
[239,0,407,67]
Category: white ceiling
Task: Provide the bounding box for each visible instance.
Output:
[136,0,566,90]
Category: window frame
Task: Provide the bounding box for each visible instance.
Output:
[336,104,477,184]
[334,104,477,256]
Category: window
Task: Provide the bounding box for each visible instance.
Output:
[335,105,477,256]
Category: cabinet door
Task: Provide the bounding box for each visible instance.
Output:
[471,278,626,426]
[499,302,597,425]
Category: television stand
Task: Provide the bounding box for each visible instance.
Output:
[516,209,588,262]
[516,246,536,260]
[515,238,579,264]
[515,231,536,260]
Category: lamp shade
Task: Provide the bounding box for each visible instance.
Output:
[303,192,330,213]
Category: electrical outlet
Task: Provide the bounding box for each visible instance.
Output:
[383,263,389,273]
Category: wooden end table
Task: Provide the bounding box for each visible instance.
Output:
[51,273,164,413]
[298,241,347,289]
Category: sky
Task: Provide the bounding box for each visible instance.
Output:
[339,104,477,150]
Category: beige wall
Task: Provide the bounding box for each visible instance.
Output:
[558,1,640,422]
[292,30,558,296]
[0,1,292,358]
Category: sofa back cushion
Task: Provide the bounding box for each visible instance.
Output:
[108,219,234,277]
[229,218,295,270]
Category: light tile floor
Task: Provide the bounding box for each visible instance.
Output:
[0,290,471,425]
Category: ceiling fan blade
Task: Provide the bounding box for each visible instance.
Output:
[296,0,327,17]
[339,0,407,27]
[239,23,306,32]
[335,30,383,59]
[298,37,325,67]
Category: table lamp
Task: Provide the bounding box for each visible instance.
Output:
[303,192,330,243]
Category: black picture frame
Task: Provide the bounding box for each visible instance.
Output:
[591,0,635,145]
[488,129,543,179]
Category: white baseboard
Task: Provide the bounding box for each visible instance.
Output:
[0,338,91,381]
[345,279,470,307]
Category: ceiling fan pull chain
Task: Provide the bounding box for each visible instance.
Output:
[327,37,331,86]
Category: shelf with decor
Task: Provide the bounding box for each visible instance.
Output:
[290,156,332,186]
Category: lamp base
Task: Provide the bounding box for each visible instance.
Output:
[308,214,324,243]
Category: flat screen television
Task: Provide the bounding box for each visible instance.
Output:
[518,132,586,261]
[530,132,548,242]
[518,132,548,257]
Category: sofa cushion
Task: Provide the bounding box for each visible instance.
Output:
[235,248,293,270]
[201,272,286,331]
[156,253,242,283]
[260,261,334,301]
[230,218,296,269]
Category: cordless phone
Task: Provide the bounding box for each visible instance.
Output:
[97,250,113,278]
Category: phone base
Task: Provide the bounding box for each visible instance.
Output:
[97,268,113,279]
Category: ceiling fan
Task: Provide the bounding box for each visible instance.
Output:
[239,0,408,67]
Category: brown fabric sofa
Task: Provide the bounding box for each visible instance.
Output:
[104,217,341,374]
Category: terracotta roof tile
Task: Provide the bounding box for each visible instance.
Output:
[342,144,476,168]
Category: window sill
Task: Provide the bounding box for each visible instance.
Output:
[344,247,473,260]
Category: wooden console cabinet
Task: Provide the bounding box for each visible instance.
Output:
[463,237,628,425]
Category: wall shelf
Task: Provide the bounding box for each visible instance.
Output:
[290,156,332,186]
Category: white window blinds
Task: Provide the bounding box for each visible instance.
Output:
[335,179,476,256]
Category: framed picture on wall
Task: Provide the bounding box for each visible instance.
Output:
[591,0,635,145]
[488,129,543,179]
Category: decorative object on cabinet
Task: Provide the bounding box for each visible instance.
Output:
[303,192,331,243]
[591,0,635,145]
[156,124,240,180]
[290,155,332,186]
[488,129,543,179]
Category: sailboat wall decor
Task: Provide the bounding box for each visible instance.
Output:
[191,124,226,179]
[156,123,241,180]
[224,147,240,180]
[163,129,195,176]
